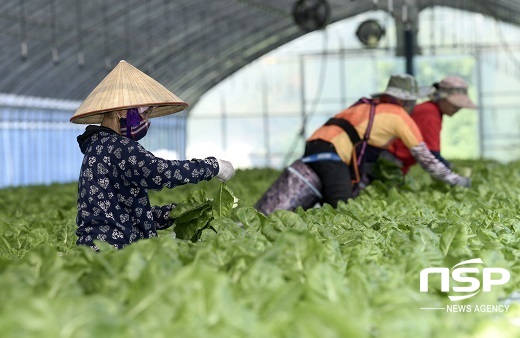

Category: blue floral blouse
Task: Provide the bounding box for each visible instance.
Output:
[76,126,219,250]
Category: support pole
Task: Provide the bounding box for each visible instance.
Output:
[404,27,415,75]
[396,0,418,75]
[402,1,415,75]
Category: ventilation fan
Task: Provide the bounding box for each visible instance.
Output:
[292,0,331,32]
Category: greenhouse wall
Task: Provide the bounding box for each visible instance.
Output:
[188,8,520,169]
[0,94,187,189]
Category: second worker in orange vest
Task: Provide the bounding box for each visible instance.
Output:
[303,74,471,207]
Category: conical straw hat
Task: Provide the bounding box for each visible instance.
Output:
[70,60,188,124]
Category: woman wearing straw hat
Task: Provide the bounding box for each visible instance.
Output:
[389,76,478,175]
[255,74,470,215]
[71,60,235,250]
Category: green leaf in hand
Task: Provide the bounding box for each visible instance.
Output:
[170,184,239,242]
[212,184,238,219]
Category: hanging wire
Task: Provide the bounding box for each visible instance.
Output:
[103,0,111,70]
[384,0,393,51]
[216,17,224,83]
[282,30,330,167]
[163,0,170,52]
[462,0,468,53]
[453,0,458,49]
[19,0,28,60]
[493,19,520,77]
[387,0,393,15]
[471,1,477,47]
[124,0,130,58]
[430,5,435,55]
[440,6,445,47]
[50,0,59,65]
[212,15,218,73]
[162,0,172,77]
[176,2,188,79]
[146,0,154,73]
[213,12,220,83]
[459,3,464,49]
[76,0,85,67]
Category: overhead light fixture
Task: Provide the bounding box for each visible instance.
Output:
[355,19,385,48]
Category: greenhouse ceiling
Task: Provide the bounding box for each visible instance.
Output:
[0,0,519,108]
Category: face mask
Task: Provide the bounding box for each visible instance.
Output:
[120,108,150,141]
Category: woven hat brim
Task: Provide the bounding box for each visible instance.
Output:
[70,60,188,124]
[70,103,188,124]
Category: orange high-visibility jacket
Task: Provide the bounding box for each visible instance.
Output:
[307,102,424,165]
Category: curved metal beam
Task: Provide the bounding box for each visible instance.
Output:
[0,0,518,109]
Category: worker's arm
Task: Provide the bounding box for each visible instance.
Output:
[430,150,452,169]
[393,113,469,187]
[410,142,470,187]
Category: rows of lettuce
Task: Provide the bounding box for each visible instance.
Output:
[0,161,519,337]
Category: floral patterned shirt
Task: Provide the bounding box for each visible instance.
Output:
[76,126,219,250]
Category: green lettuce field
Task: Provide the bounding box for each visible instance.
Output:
[0,161,519,337]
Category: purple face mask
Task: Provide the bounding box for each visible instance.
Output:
[120,108,150,141]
